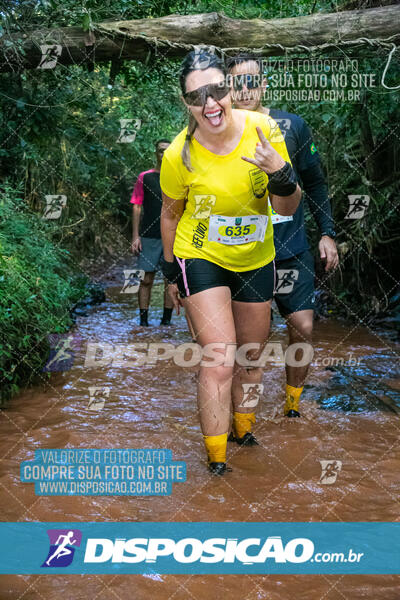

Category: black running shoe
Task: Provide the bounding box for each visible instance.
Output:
[236,432,259,446]
[285,409,301,418]
[228,432,259,446]
[208,462,232,475]
[285,409,301,419]
[140,319,149,327]
[160,319,171,326]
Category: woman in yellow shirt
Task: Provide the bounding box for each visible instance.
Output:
[160,50,301,475]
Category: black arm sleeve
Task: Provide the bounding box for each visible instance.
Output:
[300,161,334,235]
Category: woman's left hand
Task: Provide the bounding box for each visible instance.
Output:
[242,126,285,174]
[168,283,184,315]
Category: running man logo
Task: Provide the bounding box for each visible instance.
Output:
[272,118,291,140]
[37,44,62,69]
[42,529,82,568]
[240,383,264,408]
[88,386,110,411]
[319,460,342,485]
[117,119,142,143]
[249,168,267,199]
[345,195,370,220]
[192,194,216,219]
[43,195,67,220]
[192,47,216,69]
[42,334,79,372]
[275,269,299,294]
[121,270,144,293]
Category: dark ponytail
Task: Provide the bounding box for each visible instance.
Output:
[179,50,227,172]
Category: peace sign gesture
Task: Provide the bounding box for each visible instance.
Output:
[242,126,286,175]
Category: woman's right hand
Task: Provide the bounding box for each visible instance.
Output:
[168,283,183,315]
[131,237,142,255]
[241,126,285,174]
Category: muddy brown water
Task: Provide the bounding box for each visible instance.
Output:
[0,266,399,599]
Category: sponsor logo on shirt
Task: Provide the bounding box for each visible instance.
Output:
[192,222,207,248]
[249,168,267,198]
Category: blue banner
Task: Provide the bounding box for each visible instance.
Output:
[20,449,186,496]
[0,522,398,574]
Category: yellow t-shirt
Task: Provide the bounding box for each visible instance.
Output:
[160,110,291,272]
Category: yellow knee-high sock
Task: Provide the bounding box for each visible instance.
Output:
[232,412,256,439]
[203,433,228,464]
[284,384,303,415]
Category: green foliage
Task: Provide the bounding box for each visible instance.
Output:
[2,0,338,25]
[0,184,88,401]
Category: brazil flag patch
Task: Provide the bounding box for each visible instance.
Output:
[310,143,317,155]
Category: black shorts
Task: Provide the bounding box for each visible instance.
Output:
[175,258,274,303]
[274,250,315,316]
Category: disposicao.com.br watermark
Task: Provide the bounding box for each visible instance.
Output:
[83,341,310,368]
[82,342,362,370]
[1,522,397,574]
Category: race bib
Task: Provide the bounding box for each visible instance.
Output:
[269,200,293,225]
[208,214,268,245]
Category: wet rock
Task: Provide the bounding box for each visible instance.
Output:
[315,363,400,414]
[369,289,400,339]
[70,282,106,319]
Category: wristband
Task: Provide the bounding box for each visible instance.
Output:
[160,256,181,284]
[321,229,336,239]
[267,161,297,197]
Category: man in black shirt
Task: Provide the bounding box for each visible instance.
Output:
[131,139,173,326]
[227,54,339,425]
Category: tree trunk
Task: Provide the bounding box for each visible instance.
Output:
[1,6,399,73]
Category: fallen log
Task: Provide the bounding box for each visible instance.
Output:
[1,6,399,73]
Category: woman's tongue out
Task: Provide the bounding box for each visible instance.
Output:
[204,108,223,127]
